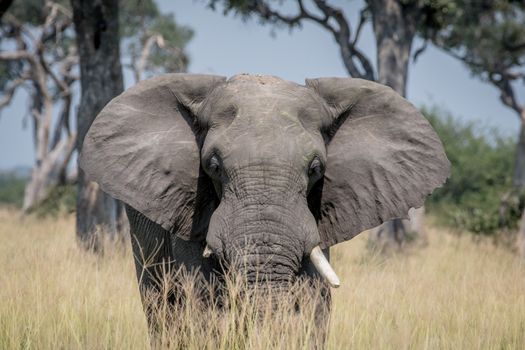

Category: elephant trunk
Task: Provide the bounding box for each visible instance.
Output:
[222,202,305,287]
[204,243,341,288]
[227,234,301,287]
[204,163,341,288]
[205,195,342,289]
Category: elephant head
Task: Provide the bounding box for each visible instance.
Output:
[80,73,449,288]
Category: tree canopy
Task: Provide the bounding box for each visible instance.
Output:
[0,0,194,213]
[427,0,525,119]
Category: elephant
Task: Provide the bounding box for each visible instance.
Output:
[79,73,450,339]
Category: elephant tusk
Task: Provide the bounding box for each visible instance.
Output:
[203,245,213,258]
[309,246,340,288]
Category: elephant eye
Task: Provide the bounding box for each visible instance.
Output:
[208,154,222,178]
[308,157,324,179]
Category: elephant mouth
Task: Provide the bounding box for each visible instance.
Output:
[203,244,340,288]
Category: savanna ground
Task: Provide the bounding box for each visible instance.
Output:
[1,207,524,349]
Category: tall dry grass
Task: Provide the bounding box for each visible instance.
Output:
[1,207,524,349]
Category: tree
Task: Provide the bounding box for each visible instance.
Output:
[1,0,193,247]
[425,107,518,236]
[207,0,452,251]
[0,0,77,213]
[71,0,194,248]
[70,0,124,248]
[427,0,525,255]
[120,0,193,82]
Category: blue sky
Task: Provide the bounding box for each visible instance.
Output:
[0,0,522,170]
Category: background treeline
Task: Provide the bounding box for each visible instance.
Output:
[425,108,520,236]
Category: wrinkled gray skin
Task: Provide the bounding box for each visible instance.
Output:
[80,74,450,336]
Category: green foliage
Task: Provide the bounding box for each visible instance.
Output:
[2,0,194,89]
[425,0,525,79]
[33,184,76,217]
[208,0,258,17]
[0,60,23,91]
[0,172,26,208]
[403,0,464,35]
[425,107,520,235]
[2,0,75,95]
[0,171,75,215]
[121,0,193,76]
[120,0,160,38]
[6,0,70,25]
[146,13,193,73]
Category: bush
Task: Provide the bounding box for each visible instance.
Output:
[0,172,27,208]
[33,184,76,217]
[0,170,76,215]
[424,107,520,235]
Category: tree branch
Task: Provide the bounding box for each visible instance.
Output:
[247,0,308,27]
[412,40,428,63]
[489,72,524,120]
[352,6,369,47]
[40,2,72,43]
[0,50,31,60]
[237,0,375,80]
[35,1,75,94]
[436,43,525,121]
[134,33,161,82]
[318,0,375,79]
[50,91,71,150]
[2,0,78,167]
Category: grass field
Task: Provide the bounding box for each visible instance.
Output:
[1,207,524,349]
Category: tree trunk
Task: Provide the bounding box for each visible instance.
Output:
[367,0,423,251]
[71,0,127,249]
[514,122,525,189]
[518,205,525,258]
[22,57,77,212]
[514,121,525,258]
[23,136,76,212]
[371,0,415,97]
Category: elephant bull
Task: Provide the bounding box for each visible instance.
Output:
[80,73,449,340]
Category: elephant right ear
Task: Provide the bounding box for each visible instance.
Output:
[306,77,450,248]
[79,73,226,240]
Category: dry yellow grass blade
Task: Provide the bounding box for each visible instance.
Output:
[0,207,524,349]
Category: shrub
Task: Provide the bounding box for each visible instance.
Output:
[0,170,76,215]
[0,172,27,208]
[424,107,520,235]
[33,184,77,217]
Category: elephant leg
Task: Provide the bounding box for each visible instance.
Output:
[126,206,218,346]
[126,206,175,344]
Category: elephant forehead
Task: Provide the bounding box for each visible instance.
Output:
[233,105,305,130]
[202,76,327,129]
[230,128,313,152]
[227,73,286,85]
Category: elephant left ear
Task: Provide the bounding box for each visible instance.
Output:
[306,77,450,248]
[79,73,226,241]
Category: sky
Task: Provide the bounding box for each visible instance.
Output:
[0,0,522,170]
